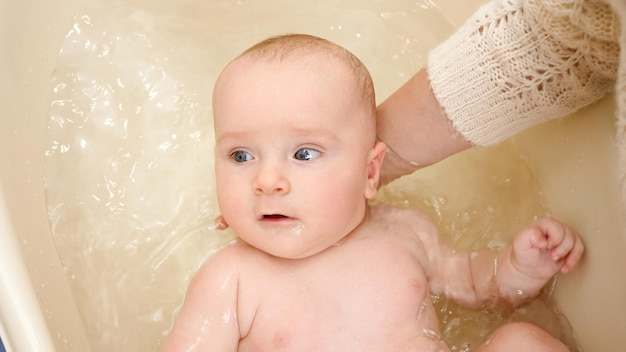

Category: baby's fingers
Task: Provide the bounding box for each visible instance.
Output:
[535,218,584,268]
[559,234,584,274]
[530,218,566,251]
[543,222,584,274]
[548,224,576,260]
[528,228,549,249]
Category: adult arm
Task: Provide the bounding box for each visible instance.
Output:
[378,0,620,184]
[377,69,472,184]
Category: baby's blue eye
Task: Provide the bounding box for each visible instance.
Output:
[294,148,321,161]
[231,150,253,163]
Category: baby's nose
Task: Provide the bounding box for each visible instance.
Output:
[253,163,290,195]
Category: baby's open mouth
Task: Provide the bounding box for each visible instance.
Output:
[262,214,288,220]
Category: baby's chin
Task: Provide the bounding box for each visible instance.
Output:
[239,234,337,260]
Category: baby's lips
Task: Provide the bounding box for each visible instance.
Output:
[262,214,288,219]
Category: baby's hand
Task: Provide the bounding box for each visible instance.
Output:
[511,218,584,280]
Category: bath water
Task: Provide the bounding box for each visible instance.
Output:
[44,0,578,350]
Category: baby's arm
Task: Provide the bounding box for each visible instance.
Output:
[493,217,584,304]
[161,248,240,352]
[425,217,583,308]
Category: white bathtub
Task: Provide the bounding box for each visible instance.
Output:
[1,0,625,351]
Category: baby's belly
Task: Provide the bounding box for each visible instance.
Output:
[238,312,450,352]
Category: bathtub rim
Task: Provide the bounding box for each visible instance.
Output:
[0,0,93,350]
[0,189,55,352]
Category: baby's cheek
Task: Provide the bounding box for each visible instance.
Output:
[216,189,240,222]
[220,197,243,219]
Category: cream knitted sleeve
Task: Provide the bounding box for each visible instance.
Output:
[427,0,620,146]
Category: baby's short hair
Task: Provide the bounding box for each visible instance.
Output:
[235,34,376,122]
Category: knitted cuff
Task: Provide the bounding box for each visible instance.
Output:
[427,0,618,146]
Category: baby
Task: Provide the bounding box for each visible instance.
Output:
[163,34,584,351]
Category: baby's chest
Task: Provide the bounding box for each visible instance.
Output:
[240,243,434,350]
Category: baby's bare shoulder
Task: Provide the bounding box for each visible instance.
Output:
[192,242,239,284]
[203,239,266,271]
[369,203,437,231]
[192,240,260,283]
[367,204,444,256]
[188,240,274,315]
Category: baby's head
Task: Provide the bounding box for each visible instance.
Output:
[213,34,385,259]
[214,34,377,148]
[216,34,376,132]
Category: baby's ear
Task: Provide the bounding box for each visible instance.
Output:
[364,141,386,199]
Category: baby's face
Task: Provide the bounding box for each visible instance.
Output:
[213,57,379,259]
